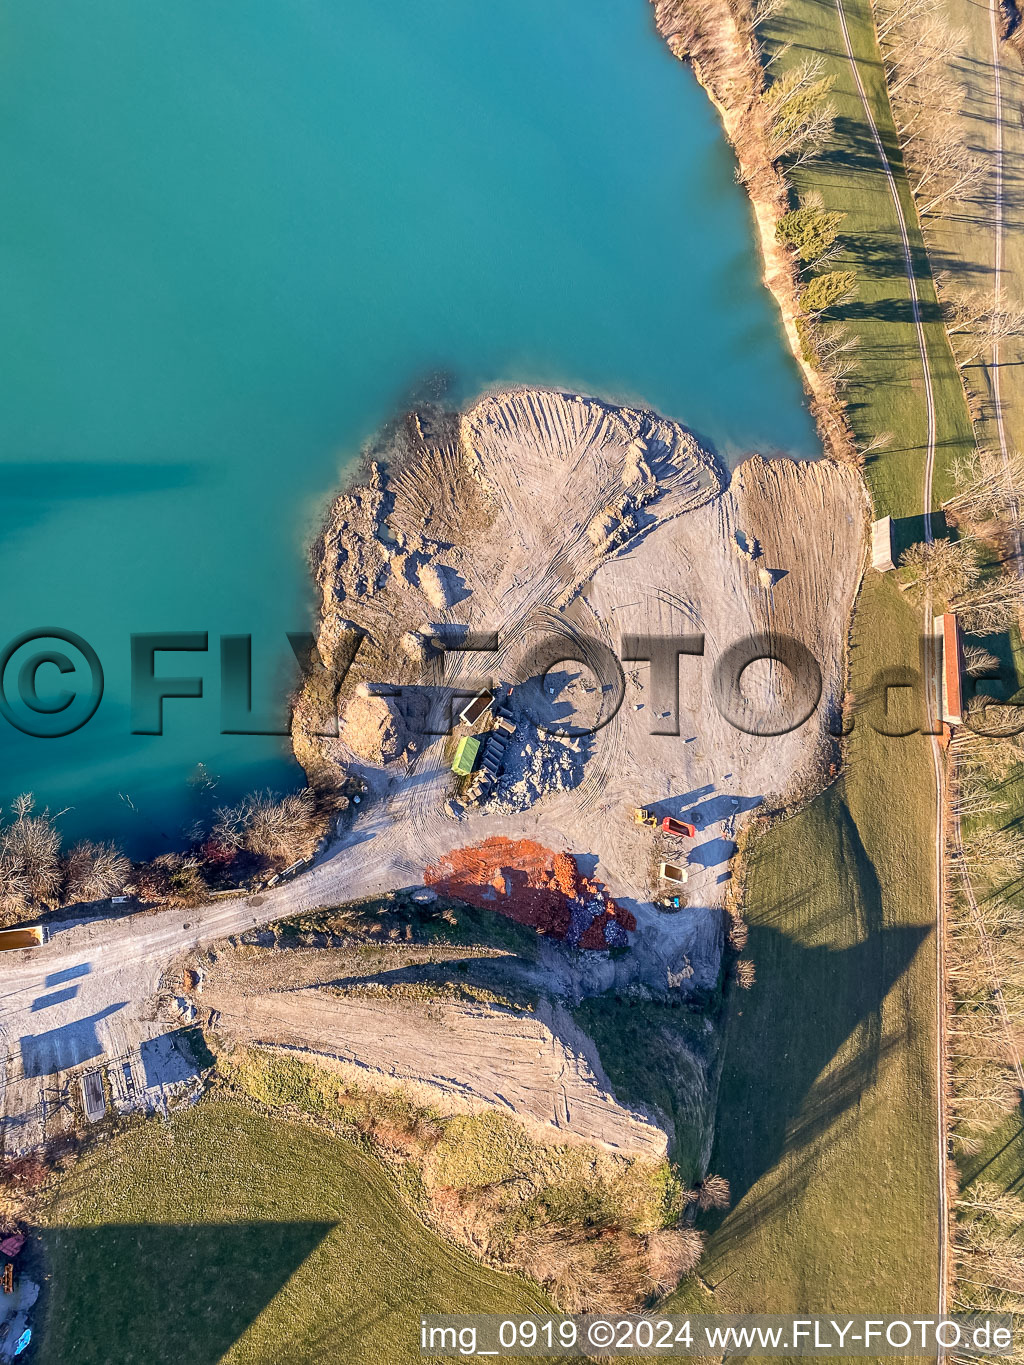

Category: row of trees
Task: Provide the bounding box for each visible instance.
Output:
[0,785,338,927]
[875,0,1024,372]
[899,534,1024,631]
[656,1,860,410]
[757,47,861,392]
[775,190,860,390]
[738,0,1023,1309]
[874,0,983,219]
[941,488,1024,1321]
[953,1182,1024,1321]
[901,537,1024,633]
[945,754,1024,1322]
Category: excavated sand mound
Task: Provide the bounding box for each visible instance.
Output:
[340,691,406,763]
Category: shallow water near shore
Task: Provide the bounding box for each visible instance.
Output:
[0,0,817,853]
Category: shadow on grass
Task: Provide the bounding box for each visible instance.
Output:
[39,1221,334,1365]
[890,511,946,561]
[958,1105,1024,1195]
[831,297,942,325]
[692,795,930,1267]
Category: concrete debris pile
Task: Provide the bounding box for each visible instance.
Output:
[463,695,517,802]
[423,838,634,950]
[489,732,588,813]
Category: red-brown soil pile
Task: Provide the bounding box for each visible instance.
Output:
[423,837,635,949]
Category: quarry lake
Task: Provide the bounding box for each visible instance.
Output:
[0,0,817,852]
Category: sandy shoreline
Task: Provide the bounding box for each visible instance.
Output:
[650,0,855,462]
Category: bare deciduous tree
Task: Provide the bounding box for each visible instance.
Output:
[942,288,1024,362]
[750,0,785,28]
[874,0,943,43]
[913,149,985,219]
[0,794,61,918]
[214,787,329,866]
[697,1174,731,1210]
[880,12,966,97]
[63,840,131,904]
[762,40,793,72]
[945,448,1024,527]
[645,1228,704,1293]
[957,574,1024,634]
[734,959,756,988]
[953,725,1024,780]
[857,430,893,458]
[960,826,1024,883]
[953,1187,1024,1314]
[898,538,982,607]
[761,58,837,165]
[949,771,1007,819]
[876,0,982,224]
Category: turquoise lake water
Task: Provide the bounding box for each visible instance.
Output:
[0,0,817,854]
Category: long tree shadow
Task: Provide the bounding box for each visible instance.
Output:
[830,297,942,325]
[38,1221,334,1365]
[693,796,930,1259]
[704,920,927,1215]
[957,1105,1024,1195]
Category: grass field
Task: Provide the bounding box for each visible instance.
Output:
[668,575,941,1316]
[36,1098,551,1365]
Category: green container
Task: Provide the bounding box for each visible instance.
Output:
[452,734,481,776]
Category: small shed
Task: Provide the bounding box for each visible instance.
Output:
[935,612,965,726]
[452,734,481,776]
[871,516,895,572]
[80,1069,107,1124]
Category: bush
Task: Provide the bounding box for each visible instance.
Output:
[132,852,207,907]
[0,794,61,924]
[63,840,130,904]
[776,202,845,263]
[213,788,330,867]
[646,1227,704,1292]
[799,269,857,316]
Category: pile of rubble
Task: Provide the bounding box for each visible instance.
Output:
[423,838,634,949]
[489,732,588,813]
